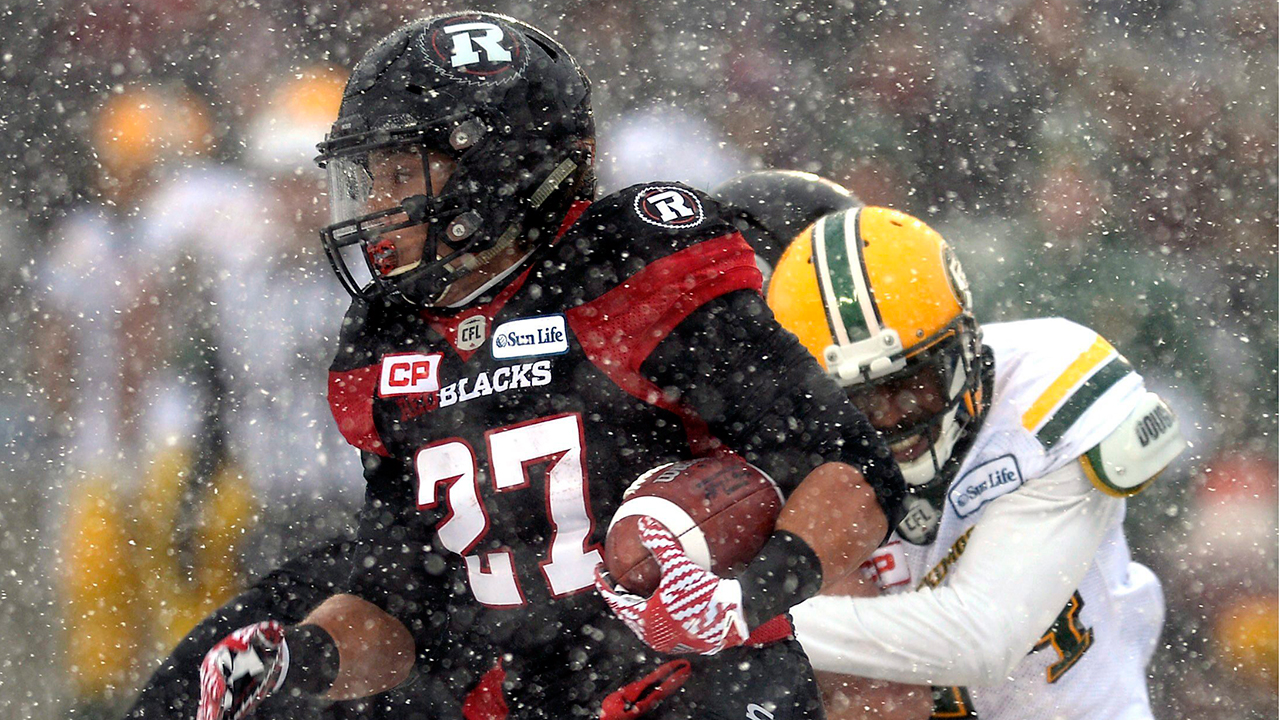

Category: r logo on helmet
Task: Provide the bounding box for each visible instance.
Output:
[634,187,705,229]
[423,16,527,82]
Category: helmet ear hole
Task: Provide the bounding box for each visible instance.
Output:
[528,35,560,59]
[449,120,486,151]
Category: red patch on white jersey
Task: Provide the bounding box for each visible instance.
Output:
[859,541,911,590]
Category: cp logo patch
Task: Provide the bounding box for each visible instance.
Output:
[421,15,527,83]
[634,186,705,229]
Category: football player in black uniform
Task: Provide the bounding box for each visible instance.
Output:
[122,176,871,720]
[196,13,904,720]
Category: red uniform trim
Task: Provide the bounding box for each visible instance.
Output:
[556,199,591,239]
[462,662,509,720]
[744,614,795,646]
[565,232,763,454]
[599,659,692,720]
[327,365,388,457]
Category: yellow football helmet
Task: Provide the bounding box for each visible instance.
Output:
[92,85,212,199]
[246,66,346,173]
[768,207,990,543]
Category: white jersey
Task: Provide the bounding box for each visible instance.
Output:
[794,317,1167,720]
[39,208,139,469]
[138,165,362,499]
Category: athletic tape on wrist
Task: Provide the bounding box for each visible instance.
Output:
[285,624,340,696]
[737,530,824,628]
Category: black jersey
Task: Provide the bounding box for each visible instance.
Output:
[326,183,903,717]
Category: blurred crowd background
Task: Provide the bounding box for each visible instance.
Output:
[0,0,1274,718]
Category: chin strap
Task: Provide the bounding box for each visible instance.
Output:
[442,245,536,309]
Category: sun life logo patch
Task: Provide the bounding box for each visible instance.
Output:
[421,16,527,84]
[491,314,569,359]
[633,186,705,229]
[948,454,1023,519]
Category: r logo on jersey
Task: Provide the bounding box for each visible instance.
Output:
[379,353,443,397]
[422,15,526,83]
[634,186,705,229]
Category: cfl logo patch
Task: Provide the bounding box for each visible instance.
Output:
[456,315,488,351]
[423,16,526,82]
[634,186,705,228]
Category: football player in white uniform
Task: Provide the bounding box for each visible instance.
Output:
[765,206,1186,719]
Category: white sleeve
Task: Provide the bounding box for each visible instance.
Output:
[792,462,1122,686]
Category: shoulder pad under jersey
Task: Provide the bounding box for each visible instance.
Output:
[979,318,1147,478]
[997,321,1141,446]
[1079,391,1186,496]
[572,183,737,253]
[543,182,757,307]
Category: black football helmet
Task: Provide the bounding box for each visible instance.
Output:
[317,12,595,308]
[714,170,860,271]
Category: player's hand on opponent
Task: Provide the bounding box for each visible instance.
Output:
[596,516,750,655]
[198,620,290,720]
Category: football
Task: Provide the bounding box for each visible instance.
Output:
[604,455,783,596]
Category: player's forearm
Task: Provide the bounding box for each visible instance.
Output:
[731,463,887,627]
[284,456,435,699]
[777,462,887,586]
[793,464,1121,685]
[796,585,1011,684]
[298,593,415,700]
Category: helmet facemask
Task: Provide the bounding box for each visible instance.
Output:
[320,113,583,308]
[842,317,987,544]
[846,320,982,474]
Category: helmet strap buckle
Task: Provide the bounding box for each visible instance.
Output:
[445,211,483,246]
[449,119,486,151]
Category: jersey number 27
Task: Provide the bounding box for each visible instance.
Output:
[415,413,602,607]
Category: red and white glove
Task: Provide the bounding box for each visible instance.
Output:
[198,620,290,720]
[596,516,749,655]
